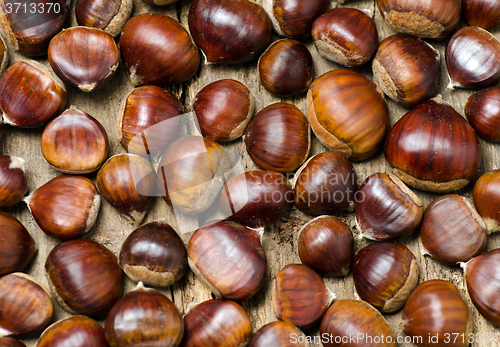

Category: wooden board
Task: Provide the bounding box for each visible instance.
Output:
[3,0,499,346]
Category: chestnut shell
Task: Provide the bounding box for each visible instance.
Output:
[75,0,133,37]
[37,316,107,347]
[463,0,500,30]
[465,86,500,142]
[473,169,500,232]
[0,156,27,208]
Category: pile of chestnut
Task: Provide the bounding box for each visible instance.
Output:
[2,0,500,346]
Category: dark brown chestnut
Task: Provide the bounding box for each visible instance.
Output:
[298,216,354,276]
[401,280,472,347]
[45,239,123,318]
[355,173,423,240]
[48,26,120,92]
[219,170,293,229]
[384,97,481,193]
[188,220,266,301]
[181,299,252,347]
[249,321,308,347]
[258,39,312,97]
[37,316,107,347]
[421,194,487,264]
[192,79,254,142]
[0,60,67,128]
[465,86,500,142]
[188,0,272,64]
[293,152,357,216]
[75,0,133,37]
[120,13,200,86]
[119,222,188,287]
[244,102,310,173]
[473,169,500,232]
[312,7,378,67]
[0,337,26,347]
[104,283,184,347]
[25,175,100,240]
[41,108,109,174]
[0,156,27,208]
[307,69,389,161]
[463,0,500,30]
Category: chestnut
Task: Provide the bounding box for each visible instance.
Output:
[75,0,133,37]
[272,263,335,329]
[157,135,230,215]
[143,0,179,5]
[0,60,67,128]
[188,220,267,301]
[192,79,254,142]
[353,242,419,313]
[25,175,100,240]
[384,97,481,193]
[45,239,123,317]
[41,108,109,174]
[463,0,500,30]
[249,321,308,347]
[401,280,473,347]
[0,338,25,347]
[421,194,487,264]
[258,39,312,97]
[0,35,8,76]
[219,170,292,229]
[473,169,500,232]
[307,69,389,161]
[119,222,188,287]
[293,152,357,216]
[97,154,156,226]
[37,316,107,347]
[465,86,500,142]
[0,273,53,337]
[320,299,396,347]
[244,102,310,173]
[355,173,423,240]
[188,0,272,64]
[0,0,69,56]
[48,27,120,92]
[120,13,200,86]
[298,216,354,276]
[0,156,27,208]
[446,26,500,90]
[181,299,252,347]
[312,7,378,67]
[104,283,184,347]
[376,0,461,40]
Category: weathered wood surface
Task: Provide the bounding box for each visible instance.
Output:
[4,0,500,346]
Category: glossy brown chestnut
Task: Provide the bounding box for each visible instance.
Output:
[446,26,500,90]
[0,338,26,347]
[258,39,312,97]
[402,280,472,347]
[188,220,266,301]
[157,136,230,215]
[293,152,357,216]
[105,283,184,347]
[181,299,252,347]
[244,103,310,173]
[45,239,123,317]
[421,194,487,264]
[263,0,327,39]
[473,169,500,232]
[219,170,292,229]
[376,0,461,40]
[0,156,27,208]
[384,97,481,193]
[0,60,67,128]
[353,242,418,313]
[188,0,272,64]
[48,27,120,92]
[465,86,500,142]
[0,212,36,276]
[307,69,389,161]
[355,173,423,240]
[25,175,100,240]
[119,222,188,287]
[312,7,378,67]
[298,216,354,276]
[41,109,109,174]
[320,299,396,347]
[120,13,200,86]
[373,34,439,107]
[97,154,155,226]
[0,273,53,337]
[75,0,133,37]
[249,321,308,347]
[0,0,69,56]
[192,79,254,142]
[272,263,335,329]
[37,316,107,347]
[463,0,500,30]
